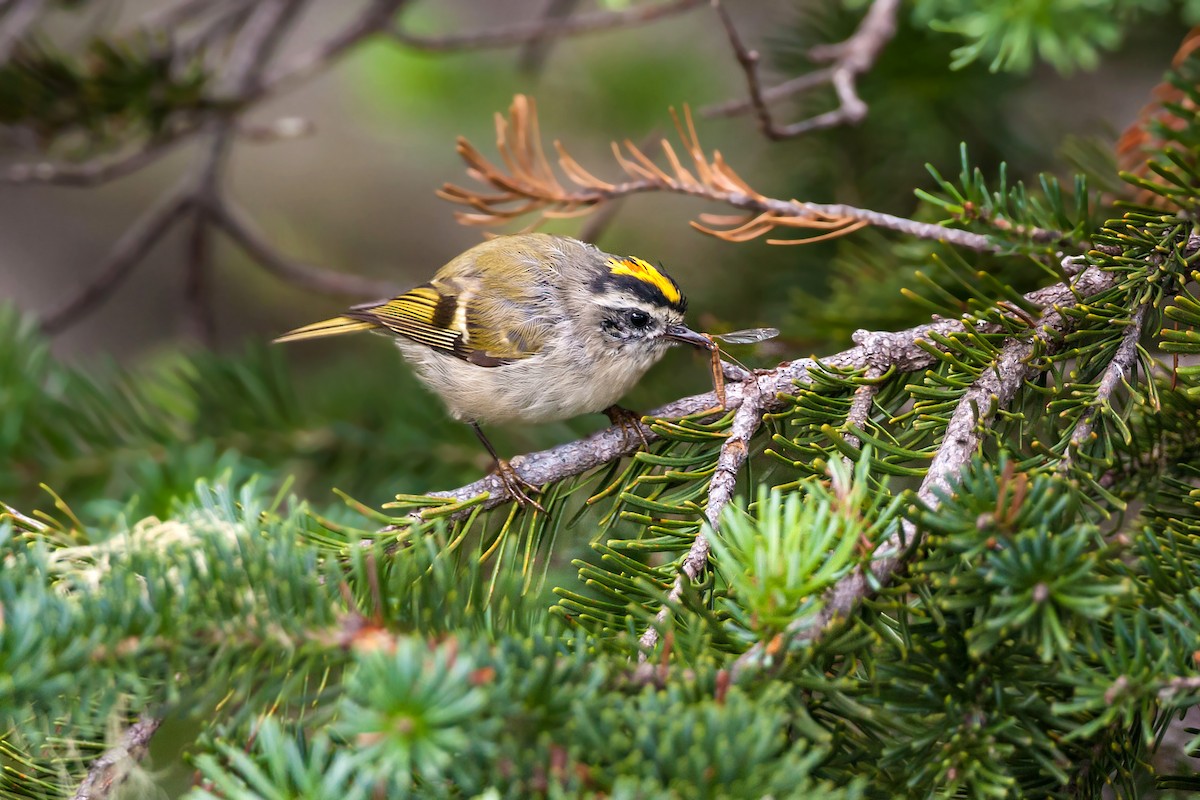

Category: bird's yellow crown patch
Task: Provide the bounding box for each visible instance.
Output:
[606,257,682,305]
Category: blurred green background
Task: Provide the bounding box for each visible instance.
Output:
[0,0,1182,523]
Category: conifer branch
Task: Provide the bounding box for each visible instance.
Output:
[414,265,1119,518]
[71,715,162,800]
[707,0,899,138]
[444,94,997,250]
[0,500,48,532]
[842,376,882,451]
[639,371,766,655]
[732,264,1121,678]
[1059,302,1149,473]
[389,0,706,52]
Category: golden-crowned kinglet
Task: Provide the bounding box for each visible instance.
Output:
[276,233,715,509]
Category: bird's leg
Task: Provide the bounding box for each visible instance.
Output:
[470,422,546,513]
[603,404,651,451]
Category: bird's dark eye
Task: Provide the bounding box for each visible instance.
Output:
[628,310,652,329]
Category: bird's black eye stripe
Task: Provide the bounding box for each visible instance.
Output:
[628,310,651,328]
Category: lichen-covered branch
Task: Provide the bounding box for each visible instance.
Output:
[415,265,1119,517]
[638,371,766,655]
[1059,302,1149,472]
[71,715,162,800]
[408,263,1122,664]
[730,264,1121,678]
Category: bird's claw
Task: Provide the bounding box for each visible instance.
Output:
[604,404,651,451]
[494,458,546,514]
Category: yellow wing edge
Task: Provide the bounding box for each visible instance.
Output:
[273,316,377,344]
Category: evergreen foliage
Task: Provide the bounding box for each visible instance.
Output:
[3,2,1200,799]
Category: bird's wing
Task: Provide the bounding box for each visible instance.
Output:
[346,273,551,367]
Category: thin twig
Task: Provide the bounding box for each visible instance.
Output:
[578,131,661,244]
[710,0,899,138]
[71,715,162,800]
[516,0,582,74]
[210,197,399,299]
[842,373,881,452]
[39,191,193,335]
[258,0,412,98]
[391,0,705,52]
[136,0,245,34]
[1059,302,1149,473]
[184,206,216,344]
[703,69,834,119]
[216,0,305,99]
[1,133,196,186]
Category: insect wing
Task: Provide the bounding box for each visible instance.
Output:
[713,327,780,345]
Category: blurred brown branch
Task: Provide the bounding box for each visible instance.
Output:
[390,0,705,52]
[441,94,997,250]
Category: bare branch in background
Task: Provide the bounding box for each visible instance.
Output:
[31,0,399,334]
[390,0,705,52]
[71,715,162,800]
[184,206,216,345]
[8,0,911,337]
[40,192,193,335]
[442,94,996,250]
[706,0,900,138]
[258,0,410,98]
[0,0,45,62]
[0,134,195,186]
[209,198,400,299]
[516,0,583,74]
[136,0,247,34]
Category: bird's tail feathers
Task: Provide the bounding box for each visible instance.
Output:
[273,316,377,343]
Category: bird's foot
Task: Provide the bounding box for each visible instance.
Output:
[604,404,651,451]
[493,458,546,514]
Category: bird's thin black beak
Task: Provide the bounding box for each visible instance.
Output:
[664,324,715,351]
